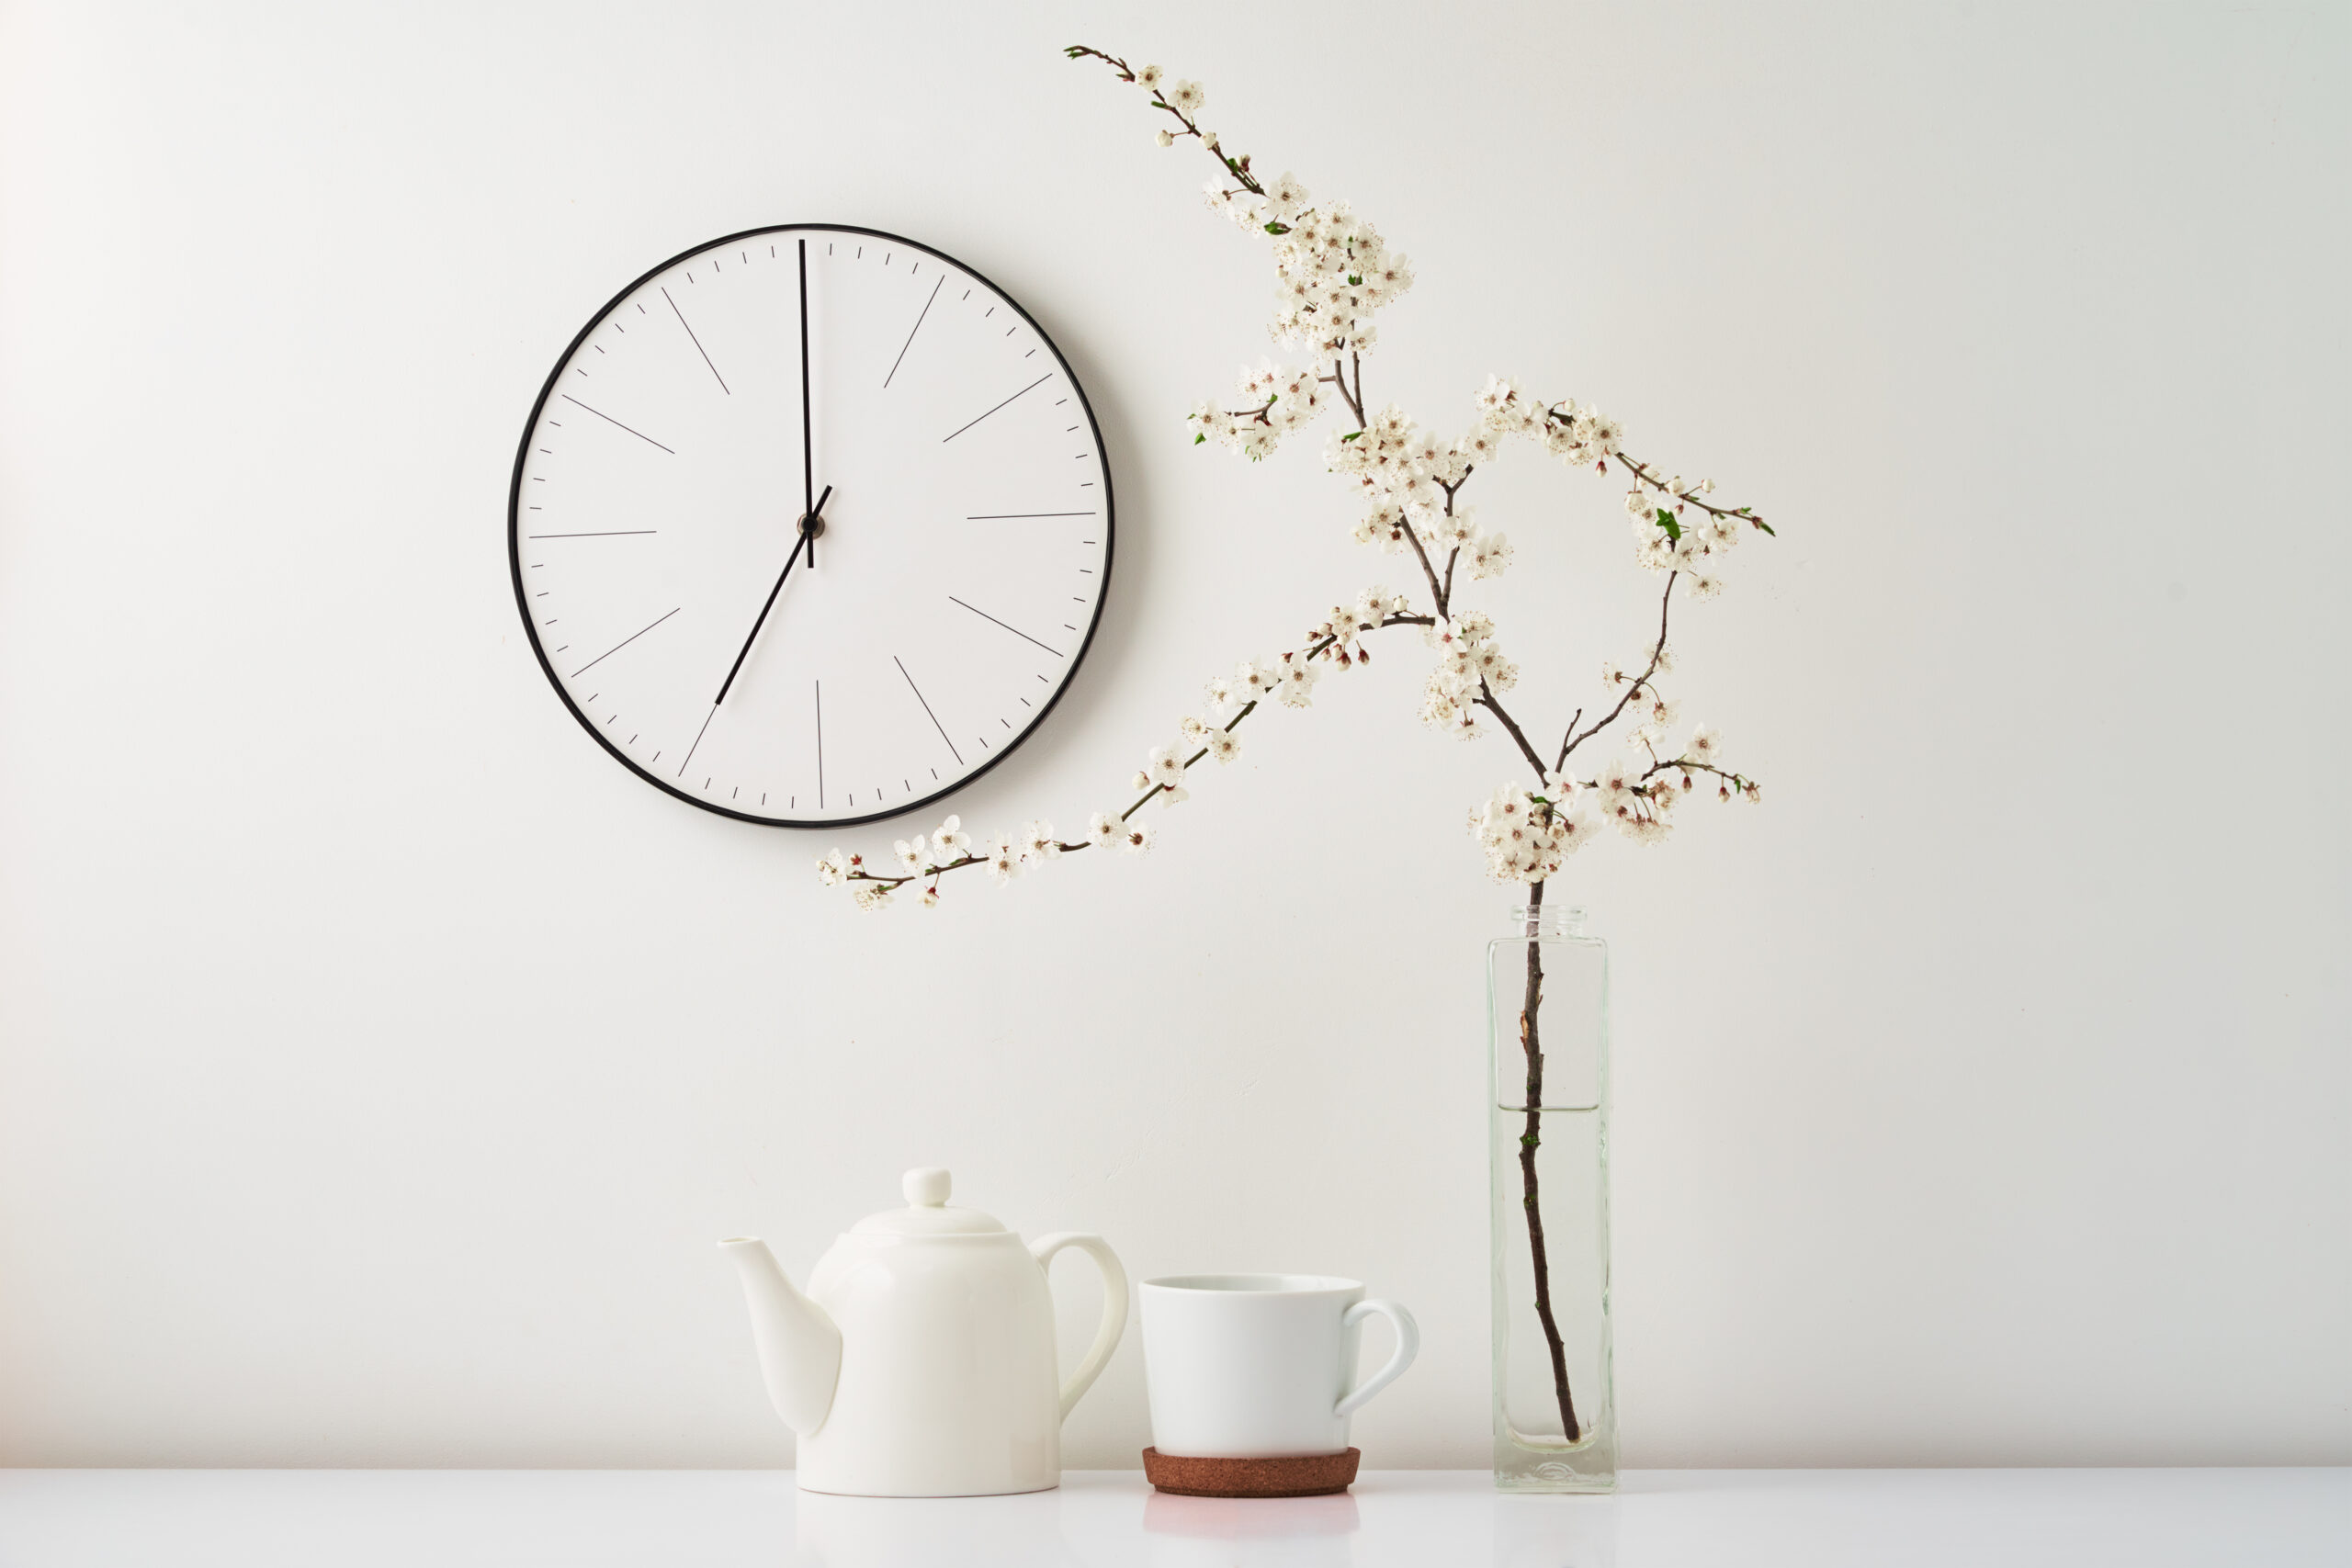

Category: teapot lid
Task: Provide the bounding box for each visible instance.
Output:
[847,1168,1008,1237]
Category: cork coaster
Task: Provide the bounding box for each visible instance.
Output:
[1141,1447,1361,1498]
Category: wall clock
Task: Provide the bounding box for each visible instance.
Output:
[508,224,1114,827]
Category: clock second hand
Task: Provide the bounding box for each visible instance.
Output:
[713,482,831,709]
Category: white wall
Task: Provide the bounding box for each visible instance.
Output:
[1,0,2344,1469]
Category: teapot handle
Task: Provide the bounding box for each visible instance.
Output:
[1028,1232,1128,1423]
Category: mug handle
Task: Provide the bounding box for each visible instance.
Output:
[1029,1232,1129,1422]
[1334,1298,1420,1418]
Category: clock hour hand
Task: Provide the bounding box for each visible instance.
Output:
[714,483,831,707]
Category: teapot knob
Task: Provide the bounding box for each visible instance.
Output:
[903,1168,951,1208]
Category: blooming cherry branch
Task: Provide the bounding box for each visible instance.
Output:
[820,50,1774,910]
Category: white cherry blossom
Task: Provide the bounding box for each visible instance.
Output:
[820,48,1771,910]
[985,835,1023,884]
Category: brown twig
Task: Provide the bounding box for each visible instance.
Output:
[844,615,1432,892]
[1515,876,1581,1443]
[1560,573,1678,763]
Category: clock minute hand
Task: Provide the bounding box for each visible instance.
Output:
[714,483,831,707]
[799,236,814,569]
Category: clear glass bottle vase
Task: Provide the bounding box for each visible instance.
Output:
[1488,897,1616,1490]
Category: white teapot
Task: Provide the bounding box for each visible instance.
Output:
[720,1167,1126,1496]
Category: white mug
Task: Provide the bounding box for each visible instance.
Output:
[1140,1274,1419,1458]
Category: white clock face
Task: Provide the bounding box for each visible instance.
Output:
[510,225,1113,826]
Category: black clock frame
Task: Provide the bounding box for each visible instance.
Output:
[507,223,1116,829]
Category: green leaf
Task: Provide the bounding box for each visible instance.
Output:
[1655,508,1682,543]
[1193,433,1206,445]
[1752,519,1777,536]
[1340,430,1363,442]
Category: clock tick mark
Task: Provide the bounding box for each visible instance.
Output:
[941,373,1052,443]
[562,393,675,453]
[571,605,679,678]
[677,707,717,778]
[948,596,1064,657]
[895,655,963,765]
[883,276,944,389]
[661,288,729,394]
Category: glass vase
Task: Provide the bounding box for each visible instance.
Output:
[1488,896,1616,1490]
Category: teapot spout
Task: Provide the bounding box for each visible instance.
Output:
[718,1237,842,1435]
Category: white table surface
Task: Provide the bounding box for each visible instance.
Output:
[0,1468,2343,1567]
